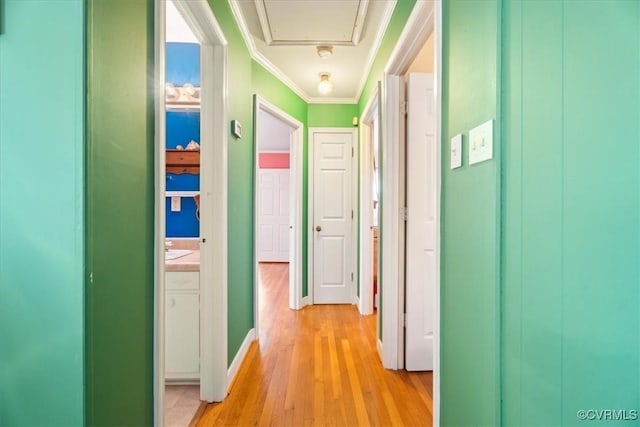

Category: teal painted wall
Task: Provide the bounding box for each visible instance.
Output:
[440,0,501,425]
[441,0,640,425]
[308,104,357,127]
[0,1,85,425]
[501,1,640,425]
[85,0,155,425]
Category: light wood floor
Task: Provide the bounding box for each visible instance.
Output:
[196,263,433,426]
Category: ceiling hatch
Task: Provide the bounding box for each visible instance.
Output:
[255,0,370,46]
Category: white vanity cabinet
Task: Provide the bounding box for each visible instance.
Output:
[165,271,199,381]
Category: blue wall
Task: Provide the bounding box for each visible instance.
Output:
[166,43,200,238]
[0,1,85,425]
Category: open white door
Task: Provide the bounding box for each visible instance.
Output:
[258,169,290,262]
[311,128,356,304]
[405,73,436,371]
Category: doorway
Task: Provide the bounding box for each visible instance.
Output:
[253,96,304,343]
[377,0,441,424]
[359,91,381,316]
[308,128,358,304]
[155,0,228,425]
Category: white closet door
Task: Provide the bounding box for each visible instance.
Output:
[258,169,290,262]
[405,73,436,371]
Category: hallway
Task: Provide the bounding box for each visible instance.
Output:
[196,263,432,426]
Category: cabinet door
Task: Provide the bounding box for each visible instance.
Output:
[166,293,199,380]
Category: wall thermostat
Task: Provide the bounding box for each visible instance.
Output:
[231,120,242,139]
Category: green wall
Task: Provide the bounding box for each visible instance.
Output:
[440,1,501,425]
[501,1,640,425]
[85,0,155,425]
[357,0,417,113]
[0,1,85,425]
[441,0,640,425]
[308,104,357,127]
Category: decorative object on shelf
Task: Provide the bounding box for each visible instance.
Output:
[165,82,201,106]
[231,119,242,139]
[185,140,200,150]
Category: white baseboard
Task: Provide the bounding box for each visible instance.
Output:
[377,338,383,361]
[302,296,310,307]
[227,328,256,391]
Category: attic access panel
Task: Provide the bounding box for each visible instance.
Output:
[255,0,369,46]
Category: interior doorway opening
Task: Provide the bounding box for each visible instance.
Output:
[154,0,228,425]
[253,96,304,343]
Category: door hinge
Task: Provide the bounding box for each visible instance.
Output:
[352,147,354,158]
[400,101,408,116]
[351,272,354,281]
[351,209,354,219]
[403,313,407,327]
[401,206,408,221]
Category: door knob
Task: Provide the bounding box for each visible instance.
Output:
[315,225,322,232]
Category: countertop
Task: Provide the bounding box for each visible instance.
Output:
[165,238,200,272]
[165,250,200,272]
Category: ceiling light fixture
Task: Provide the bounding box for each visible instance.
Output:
[317,72,333,95]
[316,45,333,59]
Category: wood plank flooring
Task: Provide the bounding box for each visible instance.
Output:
[196,263,432,426]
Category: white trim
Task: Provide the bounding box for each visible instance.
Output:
[227,328,256,388]
[380,0,440,424]
[306,97,359,105]
[228,0,395,105]
[153,3,167,424]
[308,127,358,306]
[228,0,310,102]
[380,74,403,370]
[154,3,229,422]
[357,86,380,316]
[385,1,434,75]
[354,0,397,102]
[259,149,290,154]
[433,3,442,425]
[253,96,305,319]
[301,296,310,307]
[165,191,200,197]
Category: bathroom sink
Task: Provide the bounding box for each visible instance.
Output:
[165,249,193,261]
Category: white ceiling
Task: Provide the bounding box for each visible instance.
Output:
[166,1,198,43]
[230,0,397,104]
[258,109,293,152]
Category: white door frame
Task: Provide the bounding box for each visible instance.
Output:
[358,90,380,315]
[253,96,304,340]
[380,0,441,424]
[308,127,358,304]
[154,0,228,424]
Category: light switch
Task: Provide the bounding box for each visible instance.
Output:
[450,134,462,169]
[171,196,181,212]
[469,119,493,165]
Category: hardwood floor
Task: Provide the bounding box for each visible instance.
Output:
[196,263,433,426]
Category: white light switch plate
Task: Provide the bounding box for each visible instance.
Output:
[450,134,462,169]
[171,196,181,212]
[469,119,493,165]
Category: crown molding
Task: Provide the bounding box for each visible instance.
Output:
[307,97,358,105]
[229,0,312,103]
[354,0,397,102]
[229,0,397,106]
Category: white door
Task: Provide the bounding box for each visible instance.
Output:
[312,129,355,304]
[258,169,290,262]
[405,73,436,371]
